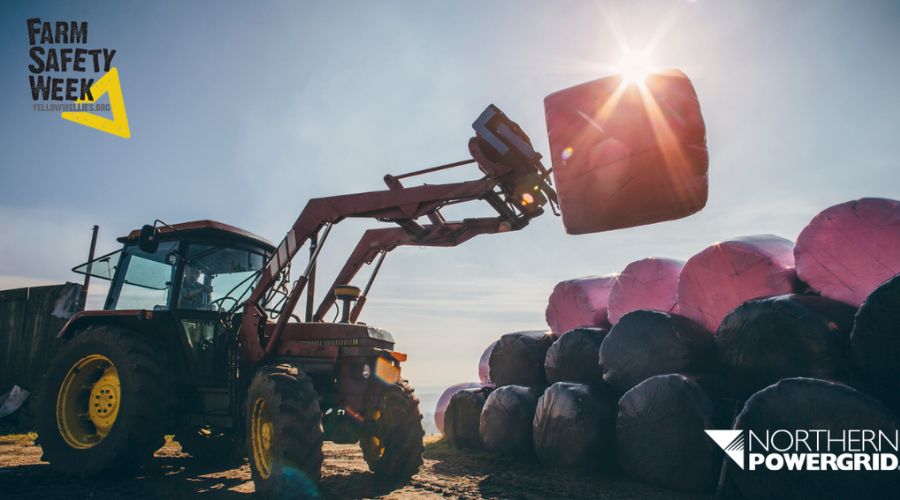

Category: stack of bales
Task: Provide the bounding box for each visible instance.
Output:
[433,197,900,499]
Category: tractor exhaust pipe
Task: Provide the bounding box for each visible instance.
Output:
[78,225,99,311]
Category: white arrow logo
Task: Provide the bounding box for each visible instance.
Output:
[706,430,745,470]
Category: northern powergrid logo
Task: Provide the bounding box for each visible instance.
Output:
[706,429,900,472]
[706,430,745,469]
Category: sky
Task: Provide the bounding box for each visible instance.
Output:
[1,0,899,391]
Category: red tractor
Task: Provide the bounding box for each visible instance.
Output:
[35,105,559,497]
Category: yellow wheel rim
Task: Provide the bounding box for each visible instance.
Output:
[251,397,275,479]
[56,354,121,449]
[369,410,385,458]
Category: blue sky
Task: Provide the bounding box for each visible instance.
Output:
[1,0,899,388]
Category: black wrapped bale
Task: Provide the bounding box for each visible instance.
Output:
[599,310,714,394]
[479,385,543,456]
[716,294,856,399]
[444,387,492,449]
[616,374,720,493]
[533,382,617,470]
[544,327,607,385]
[489,331,555,387]
[727,378,900,500]
[852,275,900,410]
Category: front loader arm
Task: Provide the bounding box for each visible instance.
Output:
[239,105,557,365]
[239,178,499,363]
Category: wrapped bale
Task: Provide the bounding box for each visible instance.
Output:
[599,310,714,394]
[544,327,607,385]
[716,294,856,399]
[795,198,900,307]
[544,69,709,234]
[617,374,720,493]
[851,275,900,410]
[444,387,492,449]
[727,378,900,500]
[545,276,616,335]
[479,385,543,456]
[488,331,555,387]
[533,382,617,470]
[478,341,497,387]
[435,382,482,435]
[677,235,800,332]
[608,257,684,325]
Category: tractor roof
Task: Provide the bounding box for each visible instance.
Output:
[118,220,275,252]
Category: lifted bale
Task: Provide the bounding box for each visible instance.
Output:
[545,276,616,335]
[479,385,543,456]
[488,331,555,388]
[544,70,709,234]
[726,378,900,500]
[533,382,617,470]
[851,275,900,411]
[677,235,800,333]
[616,374,720,493]
[716,294,856,400]
[599,310,714,394]
[444,387,492,449]
[478,341,497,387]
[608,257,684,325]
[544,327,607,385]
[795,198,900,307]
[435,382,482,435]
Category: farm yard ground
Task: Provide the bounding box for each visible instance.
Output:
[0,432,704,499]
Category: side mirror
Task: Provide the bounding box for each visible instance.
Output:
[138,224,160,253]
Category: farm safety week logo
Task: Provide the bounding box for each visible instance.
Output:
[706,429,900,471]
[26,18,130,139]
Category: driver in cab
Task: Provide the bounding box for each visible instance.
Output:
[180,265,212,309]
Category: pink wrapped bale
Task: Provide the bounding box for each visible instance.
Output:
[608,258,684,324]
[795,198,900,307]
[676,235,799,333]
[434,382,481,435]
[478,341,497,387]
[545,70,709,234]
[546,276,616,335]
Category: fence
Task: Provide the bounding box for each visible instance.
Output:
[0,283,82,422]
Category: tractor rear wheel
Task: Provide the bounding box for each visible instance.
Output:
[360,380,425,481]
[35,325,173,476]
[246,364,324,499]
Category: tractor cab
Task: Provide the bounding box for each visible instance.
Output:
[70,221,276,425]
[74,220,274,314]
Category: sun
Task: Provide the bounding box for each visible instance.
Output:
[613,49,657,86]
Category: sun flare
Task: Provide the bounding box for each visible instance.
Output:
[613,49,657,86]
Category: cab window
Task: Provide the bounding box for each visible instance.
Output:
[111,241,177,310]
[178,244,265,311]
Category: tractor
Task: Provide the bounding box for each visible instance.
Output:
[34,105,560,497]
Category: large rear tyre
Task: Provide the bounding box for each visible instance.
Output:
[360,380,425,482]
[35,325,173,476]
[247,364,324,499]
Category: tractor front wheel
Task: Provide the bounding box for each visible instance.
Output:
[35,325,173,476]
[246,364,324,499]
[360,380,425,482]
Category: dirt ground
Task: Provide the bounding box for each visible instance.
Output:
[0,433,708,499]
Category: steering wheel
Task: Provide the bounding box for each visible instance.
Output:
[209,296,238,312]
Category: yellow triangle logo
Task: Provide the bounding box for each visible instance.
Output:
[61,67,131,139]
